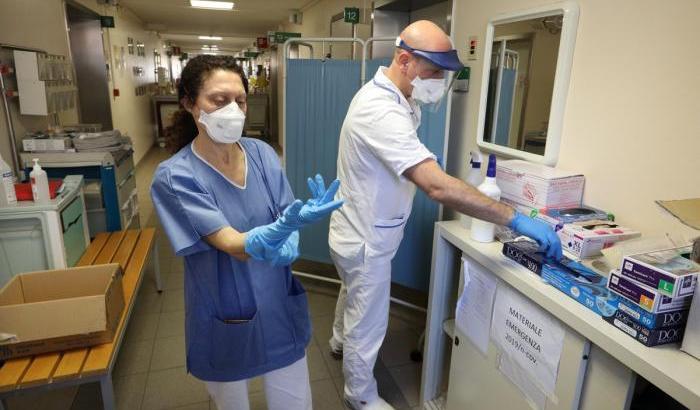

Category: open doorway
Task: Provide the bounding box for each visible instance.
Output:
[65,1,113,130]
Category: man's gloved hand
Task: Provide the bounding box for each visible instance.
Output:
[265,231,299,267]
[509,212,563,260]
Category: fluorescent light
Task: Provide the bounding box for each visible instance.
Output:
[190,1,234,10]
[198,35,222,41]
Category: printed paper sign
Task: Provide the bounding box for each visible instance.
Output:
[491,285,565,395]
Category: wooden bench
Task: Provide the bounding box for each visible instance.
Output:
[0,228,162,410]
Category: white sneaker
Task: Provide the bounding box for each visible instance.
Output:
[343,396,395,410]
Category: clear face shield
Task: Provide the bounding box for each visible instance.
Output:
[396,37,463,113]
[410,62,458,113]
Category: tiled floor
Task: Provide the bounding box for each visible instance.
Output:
[5,147,427,410]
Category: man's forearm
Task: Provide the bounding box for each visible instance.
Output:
[433,175,515,226]
[404,159,515,226]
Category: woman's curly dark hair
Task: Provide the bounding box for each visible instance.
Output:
[166,55,249,153]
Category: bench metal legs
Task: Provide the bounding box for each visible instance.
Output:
[100,374,115,410]
[153,241,163,293]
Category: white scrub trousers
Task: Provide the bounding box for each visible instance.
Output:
[330,247,392,405]
[205,355,312,410]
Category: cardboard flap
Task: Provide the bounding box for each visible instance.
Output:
[0,296,106,342]
[18,264,120,303]
[656,198,700,231]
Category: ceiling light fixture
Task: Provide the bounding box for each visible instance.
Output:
[198,35,223,40]
[190,1,234,11]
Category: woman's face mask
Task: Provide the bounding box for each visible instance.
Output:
[198,101,246,144]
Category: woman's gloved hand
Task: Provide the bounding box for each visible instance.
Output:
[509,212,563,260]
[244,174,343,262]
[265,231,299,267]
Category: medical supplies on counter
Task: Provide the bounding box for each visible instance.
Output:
[496,160,585,209]
[501,239,697,347]
[619,246,698,298]
[21,129,132,153]
[559,220,641,258]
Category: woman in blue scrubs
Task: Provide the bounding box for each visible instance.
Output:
[151,55,341,410]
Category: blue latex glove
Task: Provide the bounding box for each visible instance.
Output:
[265,231,299,267]
[278,175,344,230]
[306,174,340,207]
[509,212,563,260]
[244,174,343,261]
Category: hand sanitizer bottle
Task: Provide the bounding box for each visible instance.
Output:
[470,154,501,242]
[30,158,50,204]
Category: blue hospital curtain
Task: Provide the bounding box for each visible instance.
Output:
[285,59,362,263]
[365,59,448,291]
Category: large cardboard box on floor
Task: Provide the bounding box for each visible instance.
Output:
[0,263,124,360]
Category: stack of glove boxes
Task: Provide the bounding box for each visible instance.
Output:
[606,247,698,346]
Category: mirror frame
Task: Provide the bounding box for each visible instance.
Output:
[475,1,579,166]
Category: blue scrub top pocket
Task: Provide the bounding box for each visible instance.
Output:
[209,312,267,370]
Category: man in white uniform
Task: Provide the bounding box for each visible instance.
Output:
[328,21,562,410]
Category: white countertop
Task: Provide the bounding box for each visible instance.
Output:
[437,220,700,409]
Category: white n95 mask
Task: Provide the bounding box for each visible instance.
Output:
[198,101,246,144]
[410,76,446,105]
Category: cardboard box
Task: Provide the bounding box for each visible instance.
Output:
[620,246,699,298]
[607,270,692,314]
[0,264,124,360]
[540,258,620,317]
[604,309,685,347]
[616,297,689,329]
[502,240,546,275]
[681,290,700,359]
[496,160,585,209]
[22,136,72,152]
[559,220,641,259]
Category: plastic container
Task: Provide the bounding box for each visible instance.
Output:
[30,158,50,204]
[470,154,501,243]
[0,156,17,206]
[460,151,483,229]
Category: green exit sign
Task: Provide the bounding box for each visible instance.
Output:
[344,7,360,24]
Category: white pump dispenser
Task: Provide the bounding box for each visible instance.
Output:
[30,158,50,204]
[470,154,501,243]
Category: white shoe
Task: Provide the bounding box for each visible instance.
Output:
[343,396,395,410]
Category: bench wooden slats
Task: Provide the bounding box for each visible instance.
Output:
[76,232,110,266]
[82,228,155,376]
[52,349,88,380]
[19,353,61,387]
[0,358,32,393]
[0,228,157,392]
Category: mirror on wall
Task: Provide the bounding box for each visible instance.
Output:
[476,2,579,165]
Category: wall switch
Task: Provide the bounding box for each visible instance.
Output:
[468,36,478,61]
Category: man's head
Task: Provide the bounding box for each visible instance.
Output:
[387,20,463,99]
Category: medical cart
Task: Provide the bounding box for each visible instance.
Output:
[20,149,139,238]
[0,175,89,287]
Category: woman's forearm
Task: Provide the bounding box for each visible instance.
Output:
[205,226,250,261]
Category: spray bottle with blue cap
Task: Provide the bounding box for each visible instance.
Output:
[470,154,501,242]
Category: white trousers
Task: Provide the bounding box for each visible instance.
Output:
[205,355,312,410]
[330,247,392,404]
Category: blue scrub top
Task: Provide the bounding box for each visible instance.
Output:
[150,138,311,382]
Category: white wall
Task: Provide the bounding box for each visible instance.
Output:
[449,0,700,240]
[0,0,163,169]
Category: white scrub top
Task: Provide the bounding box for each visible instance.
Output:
[329,67,436,260]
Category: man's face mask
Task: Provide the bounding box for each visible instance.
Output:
[198,101,246,144]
